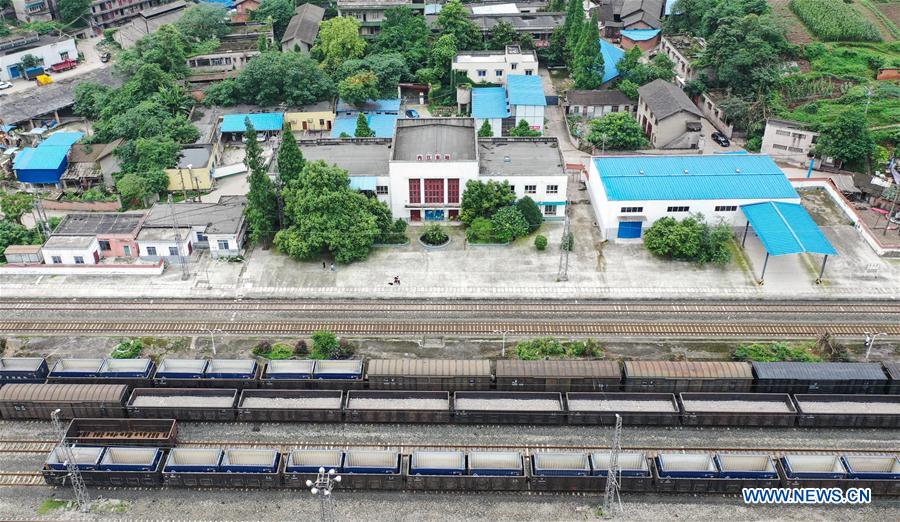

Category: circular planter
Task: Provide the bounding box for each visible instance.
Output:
[418,235,452,250]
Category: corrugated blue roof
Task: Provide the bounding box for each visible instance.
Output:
[40,132,84,148]
[330,113,398,138]
[221,113,285,133]
[599,40,625,84]
[507,75,545,106]
[201,0,235,7]
[472,87,510,119]
[620,29,661,42]
[741,202,837,256]
[594,155,799,201]
[14,146,69,171]
[336,99,401,113]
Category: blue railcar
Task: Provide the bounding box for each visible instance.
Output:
[532,453,591,477]
[205,360,258,380]
[842,456,900,480]
[220,449,280,473]
[285,450,343,473]
[343,450,400,474]
[314,360,363,380]
[263,360,315,380]
[467,451,523,477]
[50,359,104,378]
[99,447,163,472]
[46,446,104,471]
[590,452,650,477]
[411,451,465,476]
[163,448,223,473]
[715,454,779,480]
[155,359,208,379]
[99,359,155,379]
[0,357,49,383]
[655,454,718,479]
[781,455,848,480]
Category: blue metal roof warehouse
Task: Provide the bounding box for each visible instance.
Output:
[472,87,510,119]
[220,113,285,133]
[507,75,546,106]
[13,131,85,185]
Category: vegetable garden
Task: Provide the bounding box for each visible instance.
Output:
[789,0,882,42]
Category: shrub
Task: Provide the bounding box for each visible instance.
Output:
[336,339,355,359]
[294,339,308,356]
[421,223,449,245]
[466,217,495,243]
[110,339,142,359]
[310,331,340,360]
[733,342,822,362]
[251,340,272,357]
[534,234,548,250]
[561,232,575,251]
[789,0,881,42]
[565,339,604,358]
[516,337,603,360]
[515,197,543,232]
[643,215,732,264]
[490,206,529,243]
[267,343,294,360]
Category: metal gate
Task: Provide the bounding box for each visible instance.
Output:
[617,221,642,239]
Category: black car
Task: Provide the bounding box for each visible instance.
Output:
[711,131,730,147]
[100,52,111,63]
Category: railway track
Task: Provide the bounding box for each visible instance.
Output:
[2,320,899,337]
[0,472,44,487]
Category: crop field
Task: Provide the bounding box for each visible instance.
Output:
[789,0,883,42]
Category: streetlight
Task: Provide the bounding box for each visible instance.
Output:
[493,329,512,357]
[201,327,223,356]
[306,467,341,522]
[864,332,886,362]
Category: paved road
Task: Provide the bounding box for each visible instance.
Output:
[2,36,107,95]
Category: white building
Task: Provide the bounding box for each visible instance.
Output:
[11,0,54,23]
[298,139,393,207]
[41,236,101,265]
[585,154,801,241]
[0,34,78,82]
[453,45,538,86]
[761,119,819,168]
[138,196,248,260]
[507,74,546,133]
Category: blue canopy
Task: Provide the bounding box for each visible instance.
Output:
[741,202,837,256]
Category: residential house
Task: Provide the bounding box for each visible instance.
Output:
[185,22,273,80]
[565,89,634,119]
[52,212,145,258]
[0,33,78,82]
[453,45,538,86]
[63,140,122,189]
[338,0,426,37]
[586,154,801,241]
[463,12,566,48]
[472,87,508,138]
[761,119,819,168]
[636,79,702,149]
[11,0,54,23]
[113,1,188,49]
[507,74,546,133]
[41,236,101,265]
[232,0,261,23]
[165,143,221,192]
[595,0,665,39]
[466,1,548,14]
[2,245,43,264]
[331,99,400,138]
[138,195,248,260]
[280,3,325,53]
[89,0,169,32]
[620,28,660,52]
[284,102,335,133]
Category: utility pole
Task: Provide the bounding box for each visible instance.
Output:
[864,332,887,362]
[167,195,190,281]
[50,409,90,513]
[307,467,341,522]
[492,329,512,357]
[33,197,52,238]
[557,208,571,282]
[602,414,624,518]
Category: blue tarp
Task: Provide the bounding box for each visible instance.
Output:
[741,202,838,256]
[472,87,510,119]
[620,29,661,42]
[599,40,626,84]
[349,176,378,191]
[507,75,546,106]
[594,155,799,201]
[221,113,284,133]
[40,131,84,148]
[331,113,398,138]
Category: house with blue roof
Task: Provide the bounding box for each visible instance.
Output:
[331,98,400,139]
[620,29,661,52]
[220,112,285,138]
[505,74,546,133]
[471,87,509,137]
[598,39,626,86]
[13,131,85,187]
[586,154,803,241]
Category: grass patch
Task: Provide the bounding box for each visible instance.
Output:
[733,342,823,362]
[110,338,142,359]
[515,337,604,360]
[251,341,294,360]
[37,499,71,515]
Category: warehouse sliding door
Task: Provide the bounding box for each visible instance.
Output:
[617,221,642,239]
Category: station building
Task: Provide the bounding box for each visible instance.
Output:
[586,154,802,241]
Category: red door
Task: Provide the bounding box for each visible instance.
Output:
[187,242,193,254]
[448,209,459,220]
[302,121,308,130]
[92,251,100,264]
[410,210,421,222]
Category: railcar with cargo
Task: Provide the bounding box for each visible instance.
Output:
[495,360,621,392]
[236,389,343,422]
[126,388,238,421]
[678,393,797,427]
[64,418,178,448]
[367,360,491,391]
[793,394,900,428]
[0,358,50,384]
[623,361,754,393]
[566,392,679,426]
[0,383,128,419]
[47,358,155,387]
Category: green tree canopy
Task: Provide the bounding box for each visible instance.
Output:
[0,220,44,263]
[244,120,279,244]
[176,3,230,42]
[118,25,190,77]
[816,110,876,166]
[508,119,541,137]
[643,215,732,264]
[314,16,367,72]
[275,161,384,263]
[477,120,494,137]
[617,49,676,86]
[116,173,152,206]
[700,14,789,95]
[587,113,649,151]
[572,13,604,89]
[417,34,458,84]
[335,53,409,100]
[0,193,34,224]
[251,0,295,41]
[116,138,180,184]
[515,196,543,232]
[58,0,90,25]
[203,51,336,106]
[489,21,518,49]
[491,206,530,243]
[460,179,516,224]
[435,0,482,51]
[375,7,430,71]
[339,71,381,108]
[277,127,306,190]
[354,113,375,137]
[563,0,585,60]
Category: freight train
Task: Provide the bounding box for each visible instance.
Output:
[40,444,900,496]
[2,383,898,428]
[3,357,900,395]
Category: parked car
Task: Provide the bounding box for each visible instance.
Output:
[100,52,111,63]
[405,109,420,119]
[242,134,268,143]
[0,81,12,90]
[711,132,730,147]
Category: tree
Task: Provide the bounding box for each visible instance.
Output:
[354,113,375,137]
[466,217,495,243]
[244,120,279,245]
[515,196,543,232]
[417,34,457,84]
[20,54,40,69]
[120,25,189,77]
[176,3,229,42]
[459,179,516,224]
[572,13,603,89]
[335,53,410,98]
[618,79,639,100]
[277,127,305,189]
[74,82,112,119]
[518,33,536,51]
[477,120,494,137]
[314,16,366,72]
[683,79,708,99]
[251,0,294,41]
[375,7,430,71]
[538,26,566,67]
[339,71,380,108]
[491,206,530,243]
[275,161,383,263]
[587,113,649,151]
[700,14,788,95]
[643,215,732,264]
[152,83,193,116]
[435,0,482,51]
[0,193,34,224]
[116,137,180,179]
[95,99,199,143]
[508,119,541,137]
[489,21,518,49]
[563,0,585,60]
[816,110,876,167]
[116,173,152,206]
[57,0,90,25]
[618,49,676,86]
[310,330,340,359]
[547,0,566,10]
[203,52,336,106]
[0,220,43,263]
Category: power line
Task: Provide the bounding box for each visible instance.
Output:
[51,409,90,513]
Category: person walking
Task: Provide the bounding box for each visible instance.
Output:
[322,261,326,270]
[393,276,401,285]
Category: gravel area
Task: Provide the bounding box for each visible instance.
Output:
[797,401,900,415]
[348,398,449,410]
[567,400,676,412]
[130,396,235,407]
[682,400,792,413]
[454,399,562,411]
[240,397,342,409]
